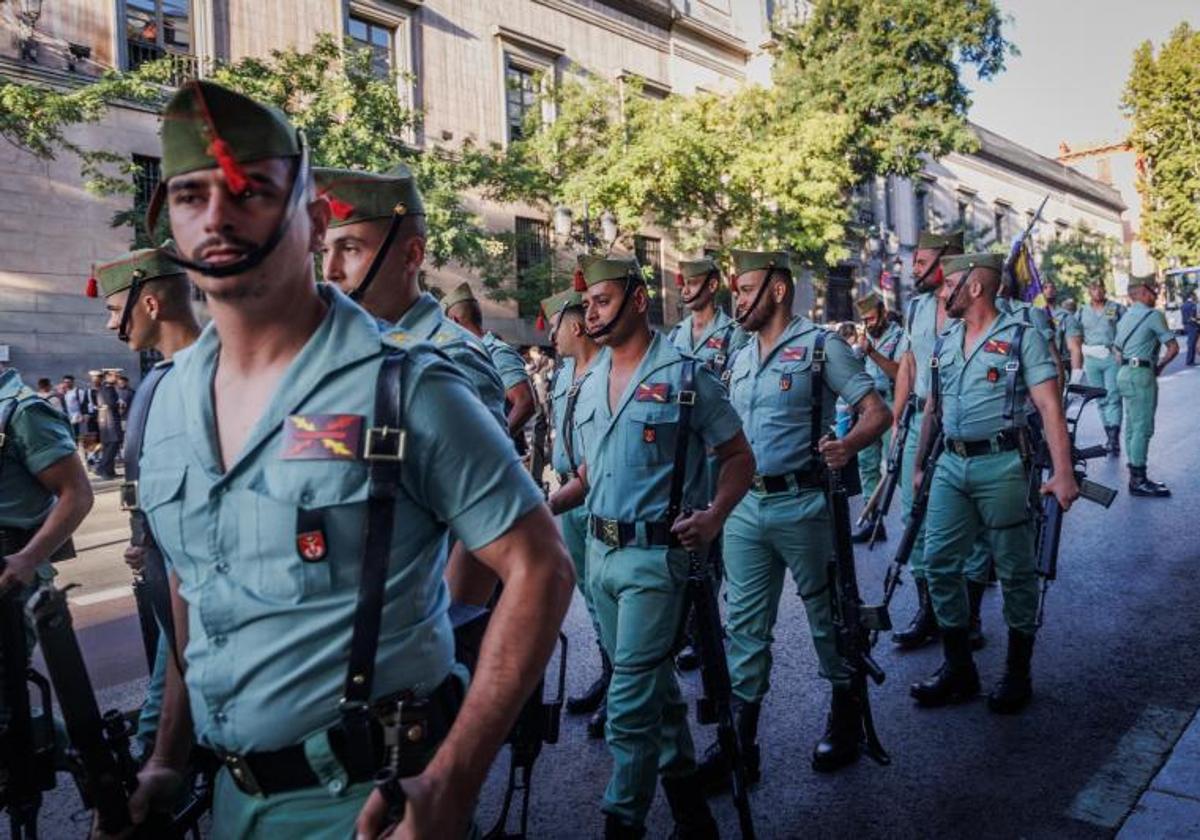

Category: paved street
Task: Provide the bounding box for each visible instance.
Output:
[19,356,1200,839]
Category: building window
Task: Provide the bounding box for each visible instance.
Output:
[957,196,971,227]
[132,154,161,248]
[348,15,394,80]
[124,1,197,82]
[505,59,539,142]
[635,235,664,324]
[993,206,1008,245]
[514,217,550,318]
[915,190,929,234]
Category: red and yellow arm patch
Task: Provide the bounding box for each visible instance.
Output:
[282,414,364,460]
[635,383,671,403]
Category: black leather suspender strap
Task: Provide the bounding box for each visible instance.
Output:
[665,360,698,528]
[930,335,947,423]
[711,325,733,377]
[809,332,828,463]
[1116,309,1156,357]
[562,373,585,476]
[341,352,408,779]
[1002,325,1026,425]
[0,395,17,483]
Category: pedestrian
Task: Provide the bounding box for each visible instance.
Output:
[548,254,754,838]
[107,79,573,839]
[910,252,1079,714]
[1181,290,1198,366]
[35,377,65,414]
[1077,279,1126,454]
[1115,275,1179,497]
[694,249,889,786]
[540,287,609,739]
[115,375,135,426]
[92,243,201,757]
[91,369,121,480]
[851,291,906,542]
[59,374,88,443]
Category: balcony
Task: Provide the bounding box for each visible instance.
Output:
[126,39,200,85]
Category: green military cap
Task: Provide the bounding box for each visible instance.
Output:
[537,288,585,330]
[941,252,1005,276]
[678,257,719,279]
[441,281,477,312]
[88,243,184,298]
[1126,274,1158,292]
[731,249,790,276]
[314,165,425,228]
[916,230,965,253]
[854,291,884,316]
[574,255,642,290]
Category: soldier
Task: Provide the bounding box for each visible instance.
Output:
[113,80,574,838]
[94,245,201,754]
[1181,290,1198,366]
[442,282,536,450]
[851,291,905,542]
[541,287,609,739]
[693,249,889,784]
[891,231,989,651]
[910,253,1079,714]
[1114,276,1178,497]
[1077,279,1125,454]
[548,255,754,839]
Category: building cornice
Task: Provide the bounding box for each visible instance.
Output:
[671,43,743,80]
[0,56,161,114]
[533,0,669,53]
[670,14,752,59]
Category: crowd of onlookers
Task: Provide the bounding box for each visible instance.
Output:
[32,369,135,480]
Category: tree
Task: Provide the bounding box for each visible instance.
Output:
[1039,224,1119,302]
[0,35,505,274]
[1123,22,1200,266]
[771,0,1011,179]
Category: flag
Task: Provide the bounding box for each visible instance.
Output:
[1005,233,1043,303]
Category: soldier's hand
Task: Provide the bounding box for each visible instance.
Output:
[671,509,720,552]
[818,434,853,470]
[355,771,469,840]
[90,760,185,839]
[1041,471,1080,512]
[124,544,147,573]
[0,552,37,596]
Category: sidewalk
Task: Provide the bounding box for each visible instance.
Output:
[1118,706,1200,838]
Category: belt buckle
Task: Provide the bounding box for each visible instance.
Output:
[1004,360,1019,373]
[950,440,967,457]
[751,475,767,494]
[601,518,620,548]
[119,480,139,512]
[364,426,406,461]
[677,389,696,406]
[221,751,263,797]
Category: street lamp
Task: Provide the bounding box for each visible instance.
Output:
[16,0,44,62]
[600,211,618,246]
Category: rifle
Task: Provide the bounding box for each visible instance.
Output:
[858,397,915,549]
[131,572,161,673]
[25,580,210,838]
[0,589,56,840]
[824,465,890,766]
[683,527,756,839]
[528,402,550,497]
[1028,384,1117,625]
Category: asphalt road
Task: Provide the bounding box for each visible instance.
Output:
[15,357,1200,839]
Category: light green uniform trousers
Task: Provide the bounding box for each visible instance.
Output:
[857,424,892,501]
[722,488,852,700]
[587,538,697,826]
[923,449,1038,635]
[900,411,991,583]
[1084,353,1122,428]
[561,505,602,640]
[1116,365,1157,468]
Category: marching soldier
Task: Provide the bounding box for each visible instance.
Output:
[891,231,989,651]
[911,253,1078,714]
[851,291,905,542]
[1114,275,1178,497]
[1076,279,1125,454]
[93,245,201,754]
[548,255,754,839]
[541,288,610,739]
[114,80,573,839]
[694,250,889,784]
[442,282,537,450]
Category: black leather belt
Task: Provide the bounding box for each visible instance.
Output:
[219,673,462,797]
[1120,358,1152,368]
[943,430,1020,458]
[589,516,674,549]
[751,468,823,495]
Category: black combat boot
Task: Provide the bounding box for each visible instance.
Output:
[892,577,939,650]
[910,628,980,707]
[1128,465,1171,497]
[604,813,647,839]
[1105,426,1121,457]
[811,686,862,772]
[695,700,761,793]
[587,701,607,740]
[988,629,1035,714]
[967,580,987,651]
[662,772,720,840]
[567,644,612,715]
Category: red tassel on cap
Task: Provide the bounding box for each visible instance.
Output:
[728,274,739,293]
[675,271,684,288]
[535,311,546,331]
[572,268,588,293]
[206,137,249,195]
[327,197,355,221]
[85,274,98,298]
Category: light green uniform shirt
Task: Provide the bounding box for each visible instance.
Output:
[138,285,542,753]
[550,356,593,477]
[574,333,742,522]
[1114,301,1175,363]
[904,292,942,400]
[865,321,906,395]
[728,318,874,476]
[666,308,750,379]
[482,332,530,392]
[1079,301,1125,347]
[0,369,77,529]
[998,298,1056,345]
[1050,305,1078,355]
[385,293,507,429]
[932,311,1058,441]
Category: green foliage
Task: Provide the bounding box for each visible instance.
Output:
[772,0,1011,179]
[1122,22,1200,266]
[1039,224,1119,301]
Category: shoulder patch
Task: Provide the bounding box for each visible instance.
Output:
[780,346,807,362]
[983,338,1011,355]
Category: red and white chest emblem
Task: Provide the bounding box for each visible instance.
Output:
[780,346,807,362]
[982,339,1011,356]
[635,382,671,403]
[297,530,327,562]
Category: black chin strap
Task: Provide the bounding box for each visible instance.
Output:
[116,275,146,343]
[587,274,640,339]
[734,267,778,326]
[914,244,949,293]
[161,143,311,279]
[349,208,407,303]
[680,270,719,307]
[943,266,976,316]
